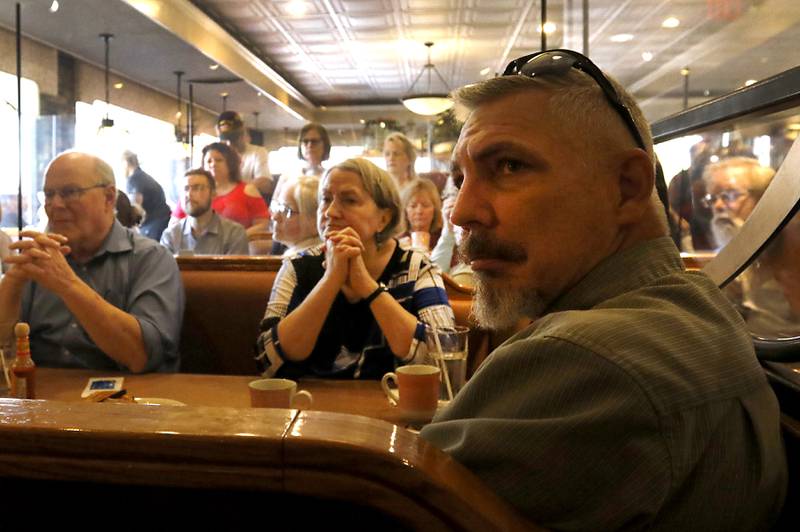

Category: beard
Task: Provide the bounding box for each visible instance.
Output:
[458,230,546,330]
[711,213,744,249]
[187,201,211,218]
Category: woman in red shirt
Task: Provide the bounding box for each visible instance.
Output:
[174,142,269,234]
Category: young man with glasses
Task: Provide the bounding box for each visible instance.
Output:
[161,169,249,256]
[0,151,184,373]
[421,50,786,530]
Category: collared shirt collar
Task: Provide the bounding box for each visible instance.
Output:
[183,211,222,238]
[89,219,132,260]
[548,236,685,313]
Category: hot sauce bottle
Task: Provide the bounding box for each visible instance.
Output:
[11,322,35,399]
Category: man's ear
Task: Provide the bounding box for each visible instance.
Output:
[615,149,655,224]
[105,185,118,209]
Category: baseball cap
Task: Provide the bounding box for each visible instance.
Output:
[216,111,244,138]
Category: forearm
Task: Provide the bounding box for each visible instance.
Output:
[246,219,270,236]
[276,276,341,361]
[369,291,419,358]
[59,280,149,372]
[430,229,455,273]
[0,276,25,345]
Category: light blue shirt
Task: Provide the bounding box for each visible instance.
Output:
[21,220,184,372]
[160,211,249,256]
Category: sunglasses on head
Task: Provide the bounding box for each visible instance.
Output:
[503,49,646,151]
[502,49,669,214]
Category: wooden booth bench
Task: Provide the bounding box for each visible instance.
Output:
[177,256,489,376]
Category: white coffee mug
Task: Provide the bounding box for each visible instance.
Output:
[249,378,313,409]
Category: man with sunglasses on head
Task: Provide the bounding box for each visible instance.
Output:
[421,50,786,530]
[161,169,249,256]
[0,151,184,373]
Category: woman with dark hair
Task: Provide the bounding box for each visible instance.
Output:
[297,123,331,177]
[257,158,454,380]
[174,142,269,234]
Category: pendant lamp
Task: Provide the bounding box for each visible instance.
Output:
[99,33,114,129]
[401,42,454,116]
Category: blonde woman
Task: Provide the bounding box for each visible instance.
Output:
[257,158,454,379]
[383,132,417,191]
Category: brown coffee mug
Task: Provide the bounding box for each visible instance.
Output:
[381,365,440,423]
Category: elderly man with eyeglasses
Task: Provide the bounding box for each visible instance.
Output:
[0,151,184,373]
[420,50,786,530]
[703,156,775,249]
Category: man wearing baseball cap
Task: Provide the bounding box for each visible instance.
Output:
[216,111,273,198]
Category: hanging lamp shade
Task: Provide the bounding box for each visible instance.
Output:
[401,42,454,116]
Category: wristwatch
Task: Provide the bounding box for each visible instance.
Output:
[363,282,387,305]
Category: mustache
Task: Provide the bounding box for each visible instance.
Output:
[458,230,527,264]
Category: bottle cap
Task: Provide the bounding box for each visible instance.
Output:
[14,322,30,338]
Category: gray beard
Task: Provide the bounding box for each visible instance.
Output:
[471,273,547,330]
[711,215,743,249]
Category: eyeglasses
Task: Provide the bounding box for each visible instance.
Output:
[43,183,108,203]
[271,202,297,218]
[701,189,746,209]
[503,49,670,213]
[301,138,322,146]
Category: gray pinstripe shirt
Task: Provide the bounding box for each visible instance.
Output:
[422,237,786,530]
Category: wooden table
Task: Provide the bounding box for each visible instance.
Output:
[35,368,408,425]
[0,368,538,531]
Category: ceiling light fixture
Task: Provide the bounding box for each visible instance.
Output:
[662,17,680,28]
[401,42,453,116]
[539,22,557,34]
[642,52,653,62]
[113,82,124,89]
[610,33,634,43]
[49,1,59,13]
[99,33,114,129]
[209,64,219,70]
[744,79,757,86]
[286,0,309,17]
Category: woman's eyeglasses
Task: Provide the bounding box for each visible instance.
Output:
[271,202,297,218]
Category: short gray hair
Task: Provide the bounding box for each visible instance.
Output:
[122,150,139,168]
[703,156,775,200]
[324,158,401,243]
[291,174,320,218]
[455,68,667,232]
[454,69,654,169]
[94,156,116,186]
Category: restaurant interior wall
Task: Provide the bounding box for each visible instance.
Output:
[0,25,227,228]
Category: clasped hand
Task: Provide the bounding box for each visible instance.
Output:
[4,230,76,294]
[323,227,378,302]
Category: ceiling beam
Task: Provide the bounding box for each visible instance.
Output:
[121,0,312,122]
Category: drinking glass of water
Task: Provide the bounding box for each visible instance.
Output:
[425,325,469,403]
